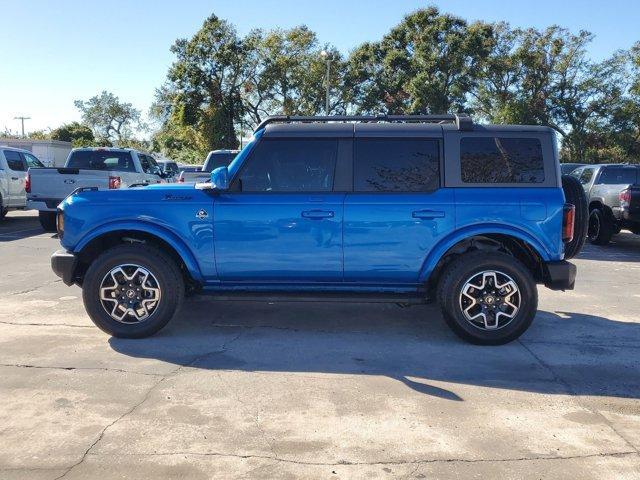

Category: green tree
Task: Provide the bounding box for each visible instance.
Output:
[346,7,494,114]
[153,14,245,162]
[50,121,95,147]
[473,25,629,162]
[241,27,346,126]
[74,91,144,144]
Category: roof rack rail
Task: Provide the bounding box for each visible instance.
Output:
[254,113,473,132]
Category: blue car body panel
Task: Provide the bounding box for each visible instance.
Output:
[213,192,344,282]
[57,125,568,295]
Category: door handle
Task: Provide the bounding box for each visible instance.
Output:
[302,210,334,219]
[412,210,445,219]
[11,177,19,180]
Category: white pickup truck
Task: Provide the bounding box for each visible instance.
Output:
[27,147,168,231]
[0,146,45,220]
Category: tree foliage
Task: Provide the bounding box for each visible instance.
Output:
[50,121,95,147]
[74,91,144,144]
[148,7,640,164]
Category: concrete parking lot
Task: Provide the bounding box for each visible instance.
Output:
[1,210,639,479]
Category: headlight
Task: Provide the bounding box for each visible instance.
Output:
[56,210,64,238]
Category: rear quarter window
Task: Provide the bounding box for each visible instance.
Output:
[598,167,638,185]
[460,137,544,184]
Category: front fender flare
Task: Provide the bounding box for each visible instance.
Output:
[418,224,552,283]
[74,220,204,283]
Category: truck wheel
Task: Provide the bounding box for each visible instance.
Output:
[561,174,588,259]
[0,196,7,220]
[588,208,614,246]
[82,244,184,338]
[38,211,57,232]
[437,251,538,345]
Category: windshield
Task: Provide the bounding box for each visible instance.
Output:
[228,133,261,179]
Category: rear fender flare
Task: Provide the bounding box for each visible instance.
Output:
[418,224,552,283]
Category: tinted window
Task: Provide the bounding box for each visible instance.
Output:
[354,139,439,192]
[139,154,159,174]
[4,151,25,171]
[578,168,594,185]
[204,153,237,172]
[163,162,179,175]
[461,137,544,184]
[23,152,44,168]
[598,167,638,185]
[67,151,136,172]
[238,139,337,192]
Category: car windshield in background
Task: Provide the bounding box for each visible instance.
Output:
[204,153,237,172]
[66,151,136,172]
[598,167,638,185]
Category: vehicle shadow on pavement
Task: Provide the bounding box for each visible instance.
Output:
[0,213,44,242]
[109,300,640,402]
[577,233,640,262]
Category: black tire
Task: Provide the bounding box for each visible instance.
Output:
[437,251,538,345]
[0,195,7,220]
[38,211,57,232]
[82,244,184,338]
[588,208,614,246]
[561,174,588,259]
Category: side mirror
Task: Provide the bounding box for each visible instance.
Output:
[211,166,229,190]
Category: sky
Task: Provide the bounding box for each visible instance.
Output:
[1,0,638,135]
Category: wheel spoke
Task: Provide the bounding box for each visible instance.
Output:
[99,264,162,324]
[459,269,521,331]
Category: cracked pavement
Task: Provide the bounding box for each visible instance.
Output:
[0,211,639,479]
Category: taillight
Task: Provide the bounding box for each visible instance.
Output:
[562,203,575,243]
[619,189,631,207]
[25,173,31,193]
[108,176,121,189]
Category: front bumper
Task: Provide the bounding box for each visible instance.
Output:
[51,249,78,286]
[544,260,576,291]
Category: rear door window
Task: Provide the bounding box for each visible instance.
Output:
[22,152,45,168]
[354,138,440,192]
[238,139,337,192]
[578,168,594,185]
[4,150,26,171]
[67,151,136,172]
[598,167,638,185]
[460,137,544,184]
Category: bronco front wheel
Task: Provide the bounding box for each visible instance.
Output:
[437,251,538,345]
[82,244,184,338]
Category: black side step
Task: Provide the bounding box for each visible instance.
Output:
[198,291,431,304]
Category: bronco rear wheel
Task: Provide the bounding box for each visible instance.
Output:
[82,244,184,338]
[437,251,537,345]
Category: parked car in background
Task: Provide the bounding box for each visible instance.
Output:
[177,150,239,183]
[178,165,203,173]
[27,147,170,231]
[157,159,180,181]
[52,114,585,345]
[571,164,640,244]
[0,146,44,220]
[560,163,585,175]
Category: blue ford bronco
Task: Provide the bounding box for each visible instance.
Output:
[51,115,586,345]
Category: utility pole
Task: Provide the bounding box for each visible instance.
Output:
[14,116,31,137]
[320,51,331,114]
